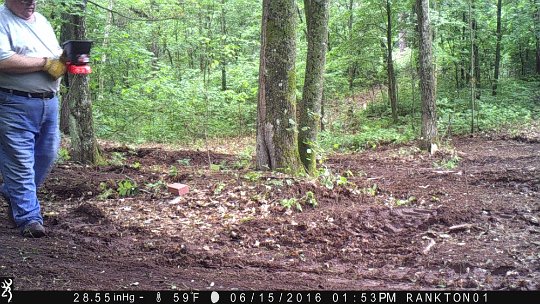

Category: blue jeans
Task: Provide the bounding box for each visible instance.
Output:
[0,91,60,227]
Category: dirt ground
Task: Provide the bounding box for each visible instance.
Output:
[0,126,539,292]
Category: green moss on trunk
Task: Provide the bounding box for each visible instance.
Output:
[298,0,329,175]
[258,0,304,175]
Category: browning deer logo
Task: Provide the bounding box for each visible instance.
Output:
[0,279,12,303]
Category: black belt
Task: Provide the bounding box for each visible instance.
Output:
[0,87,56,99]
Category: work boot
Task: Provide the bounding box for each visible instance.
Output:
[21,221,46,238]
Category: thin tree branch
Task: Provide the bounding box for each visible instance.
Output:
[87,0,183,22]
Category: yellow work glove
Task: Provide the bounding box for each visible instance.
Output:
[42,57,67,80]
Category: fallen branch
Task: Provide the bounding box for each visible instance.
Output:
[422,237,436,255]
[433,170,456,174]
[449,223,473,232]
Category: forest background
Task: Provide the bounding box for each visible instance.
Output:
[36,0,540,157]
[2,0,540,292]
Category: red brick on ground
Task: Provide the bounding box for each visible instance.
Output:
[167,183,189,196]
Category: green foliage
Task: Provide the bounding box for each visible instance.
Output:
[243,171,262,182]
[97,182,115,200]
[304,191,318,208]
[280,198,303,212]
[81,0,261,144]
[210,164,222,171]
[336,175,350,187]
[318,167,336,189]
[317,167,351,190]
[108,152,127,166]
[131,162,142,170]
[362,184,378,197]
[177,158,191,166]
[280,191,319,212]
[267,179,284,187]
[213,182,226,195]
[145,180,167,193]
[168,166,179,177]
[434,155,460,170]
[395,196,417,207]
[438,81,540,136]
[36,0,538,151]
[233,147,254,169]
[117,179,138,197]
[57,147,71,163]
[320,116,416,152]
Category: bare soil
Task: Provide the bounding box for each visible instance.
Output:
[1,128,539,291]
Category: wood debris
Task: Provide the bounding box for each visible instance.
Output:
[449,223,474,232]
[422,237,436,255]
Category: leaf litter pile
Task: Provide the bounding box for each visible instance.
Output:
[0,128,539,291]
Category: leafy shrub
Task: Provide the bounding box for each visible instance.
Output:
[117,180,138,197]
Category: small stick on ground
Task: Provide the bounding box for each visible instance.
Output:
[449,223,473,232]
[422,238,436,255]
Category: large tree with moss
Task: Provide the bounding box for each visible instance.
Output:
[256,0,304,174]
[298,0,330,175]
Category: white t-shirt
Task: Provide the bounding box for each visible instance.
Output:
[0,4,62,93]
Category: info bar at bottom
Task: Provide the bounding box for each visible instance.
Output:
[1,290,539,304]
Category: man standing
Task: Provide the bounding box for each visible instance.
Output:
[0,0,66,237]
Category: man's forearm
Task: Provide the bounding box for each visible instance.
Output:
[0,54,46,73]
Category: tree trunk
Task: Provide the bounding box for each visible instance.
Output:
[537,37,540,74]
[519,43,525,76]
[220,0,228,91]
[534,2,540,75]
[68,75,101,164]
[454,59,460,89]
[417,0,437,152]
[469,0,476,133]
[99,0,114,101]
[461,12,468,86]
[65,0,101,164]
[386,0,398,123]
[398,13,407,53]
[256,0,270,170]
[347,0,355,91]
[256,0,303,174]
[492,0,502,96]
[59,5,75,135]
[320,89,326,132]
[298,0,329,175]
[473,17,481,100]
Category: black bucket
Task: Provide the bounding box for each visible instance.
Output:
[62,40,93,65]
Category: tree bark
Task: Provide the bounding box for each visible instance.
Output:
[256,0,303,174]
[535,2,540,74]
[67,75,101,164]
[472,0,481,100]
[469,0,477,133]
[256,0,270,170]
[347,0,355,91]
[220,0,228,91]
[65,0,101,164]
[386,0,398,123]
[537,37,540,74]
[492,0,502,96]
[417,0,437,152]
[59,2,75,135]
[461,12,468,85]
[298,0,329,175]
[99,0,114,101]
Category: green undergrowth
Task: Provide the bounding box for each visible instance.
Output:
[320,79,539,153]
